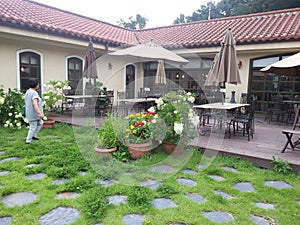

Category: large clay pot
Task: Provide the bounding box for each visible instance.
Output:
[127,141,152,159]
[162,140,184,154]
[42,119,55,128]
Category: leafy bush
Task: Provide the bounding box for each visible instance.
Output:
[81,187,107,220]
[128,186,153,210]
[272,156,293,174]
[0,88,27,128]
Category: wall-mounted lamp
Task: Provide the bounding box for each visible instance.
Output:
[176,73,180,79]
[238,61,242,69]
[108,62,113,70]
[181,74,185,79]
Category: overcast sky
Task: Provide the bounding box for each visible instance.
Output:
[33,0,212,28]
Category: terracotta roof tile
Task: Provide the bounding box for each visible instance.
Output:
[0,0,299,48]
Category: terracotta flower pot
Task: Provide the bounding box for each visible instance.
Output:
[95,146,117,157]
[42,119,55,128]
[127,141,152,159]
[162,140,184,154]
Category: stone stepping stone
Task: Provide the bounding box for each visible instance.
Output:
[214,190,233,200]
[150,165,176,173]
[25,173,46,180]
[196,163,205,169]
[95,179,118,187]
[39,206,80,225]
[1,192,37,207]
[107,195,128,206]
[0,216,12,225]
[234,182,255,192]
[251,215,270,225]
[297,200,300,205]
[152,198,177,209]
[221,166,239,173]
[53,179,70,185]
[183,169,198,175]
[93,223,104,225]
[255,202,275,210]
[185,193,207,203]
[208,175,226,181]
[264,180,293,189]
[176,178,197,186]
[56,192,81,199]
[0,171,10,176]
[122,214,145,225]
[202,211,234,223]
[80,171,88,176]
[140,179,161,190]
[0,157,21,163]
[0,151,5,155]
[25,163,40,168]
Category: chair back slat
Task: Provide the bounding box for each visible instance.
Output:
[292,104,300,130]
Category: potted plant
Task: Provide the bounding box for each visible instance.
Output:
[95,115,119,156]
[148,90,199,154]
[42,80,70,128]
[123,112,157,159]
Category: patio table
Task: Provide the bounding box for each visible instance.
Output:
[193,102,249,135]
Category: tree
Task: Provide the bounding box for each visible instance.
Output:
[174,0,300,23]
[117,14,148,30]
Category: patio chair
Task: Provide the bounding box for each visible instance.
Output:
[282,104,300,152]
[117,91,128,116]
[105,90,114,114]
[228,98,257,141]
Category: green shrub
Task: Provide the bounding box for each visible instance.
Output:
[128,186,153,210]
[272,156,293,174]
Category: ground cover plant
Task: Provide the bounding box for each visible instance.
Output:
[0,123,299,224]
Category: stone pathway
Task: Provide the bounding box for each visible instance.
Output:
[0,155,296,225]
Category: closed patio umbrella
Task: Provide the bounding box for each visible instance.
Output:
[109,41,189,64]
[204,28,241,87]
[83,40,98,84]
[155,60,167,84]
[260,52,300,76]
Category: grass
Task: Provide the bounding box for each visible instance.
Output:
[0,123,299,225]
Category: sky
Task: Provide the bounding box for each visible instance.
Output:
[33,0,212,28]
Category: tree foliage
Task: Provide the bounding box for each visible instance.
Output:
[174,0,300,24]
[117,14,148,30]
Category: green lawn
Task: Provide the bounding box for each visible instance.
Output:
[0,123,299,225]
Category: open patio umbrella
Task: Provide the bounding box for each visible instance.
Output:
[83,40,98,84]
[204,28,241,87]
[155,60,167,84]
[260,52,300,76]
[109,41,189,64]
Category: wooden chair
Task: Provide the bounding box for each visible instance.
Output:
[282,105,300,153]
[228,98,257,141]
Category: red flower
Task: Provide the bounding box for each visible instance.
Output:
[141,133,145,139]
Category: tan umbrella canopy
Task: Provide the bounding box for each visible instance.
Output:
[155,60,167,84]
[83,40,98,84]
[109,41,189,64]
[204,28,241,87]
[260,52,300,76]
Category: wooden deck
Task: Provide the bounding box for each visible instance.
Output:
[49,113,300,173]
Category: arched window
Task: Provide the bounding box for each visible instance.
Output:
[19,51,41,92]
[67,57,83,95]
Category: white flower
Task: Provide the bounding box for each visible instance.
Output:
[188,96,195,103]
[16,122,21,127]
[148,106,155,113]
[174,110,178,114]
[8,113,12,116]
[155,98,164,106]
[24,118,29,123]
[187,92,191,96]
[188,109,199,127]
[43,96,50,99]
[4,124,8,127]
[5,120,10,124]
[43,116,48,121]
[174,122,184,135]
[9,106,13,109]
[0,97,4,105]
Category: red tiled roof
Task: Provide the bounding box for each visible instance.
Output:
[0,0,300,48]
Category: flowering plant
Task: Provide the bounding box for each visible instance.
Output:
[124,112,157,144]
[148,90,199,145]
[0,88,27,129]
[43,80,70,118]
